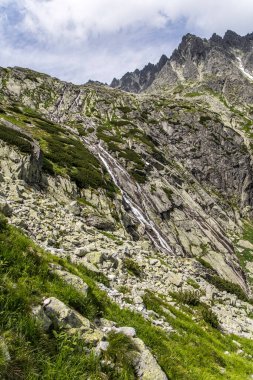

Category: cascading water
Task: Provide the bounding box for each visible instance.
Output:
[82,137,173,254]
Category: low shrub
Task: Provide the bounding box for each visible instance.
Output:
[163,187,174,200]
[131,168,147,183]
[0,123,33,154]
[0,214,7,232]
[186,278,200,289]
[123,259,142,277]
[197,257,214,271]
[207,275,248,302]
[171,290,200,306]
[42,134,116,193]
[201,306,219,329]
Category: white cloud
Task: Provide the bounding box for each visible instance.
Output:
[18,0,253,39]
[0,0,253,83]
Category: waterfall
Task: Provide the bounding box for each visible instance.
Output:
[82,137,173,254]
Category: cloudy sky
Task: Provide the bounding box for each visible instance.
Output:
[0,0,253,84]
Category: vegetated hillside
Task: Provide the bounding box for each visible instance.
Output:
[1,216,253,379]
[1,30,253,379]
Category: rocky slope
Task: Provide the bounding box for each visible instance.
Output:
[1,30,253,379]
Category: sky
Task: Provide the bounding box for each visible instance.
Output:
[0,0,253,84]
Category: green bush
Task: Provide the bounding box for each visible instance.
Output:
[0,214,7,232]
[207,275,248,302]
[34,118,63,135]
[42,157,55,175]
[186,278,200,289]
[152,150,168,164]
[123,259,142,277]
[163,187,174,200]
[131,168,147,183]
[197,257,214,271]
[171,290,200,306]
[137,133,157,149]
[0,124,33,154]
[117,105,132,114]
[119,148,144,166]
[42,134,116,193]
[201,306,219,329]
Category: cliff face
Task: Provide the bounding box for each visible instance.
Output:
[1,31,253,379]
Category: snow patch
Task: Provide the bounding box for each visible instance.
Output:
[237,57,253,81]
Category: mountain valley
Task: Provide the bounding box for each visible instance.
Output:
[1,30,253,379]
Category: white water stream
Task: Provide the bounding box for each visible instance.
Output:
[82,138,173,254]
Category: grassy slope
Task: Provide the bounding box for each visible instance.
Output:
[0,106,116,195]
[1,216,253,379]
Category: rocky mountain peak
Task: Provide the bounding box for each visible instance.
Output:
[170,33,208,64]
[110,54,168,93]
[222,29,253,51]
[112,30,253,95]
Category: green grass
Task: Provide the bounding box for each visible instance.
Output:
[106,333,137,379]
[201,305,220,329]
[0,216,133,379]
[236,224,253,270]
[242,222,253,244]
[1,218,253,379]
[76,197,96,208]
[139,291,253,379]
[0,221,102,379]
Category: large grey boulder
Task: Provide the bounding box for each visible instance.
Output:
[0,201,12,217]
[42,297,90,331]
[133,338,168,380]
[33,297,104,345]
[85,214,115,231]
[49,263,89,295]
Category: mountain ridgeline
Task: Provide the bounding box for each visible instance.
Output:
[1,30,253,379]
[111,30,253,101]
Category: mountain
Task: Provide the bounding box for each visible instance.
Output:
[110,54,168,93]
[111,30,253,103]
[1,31,253,379]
